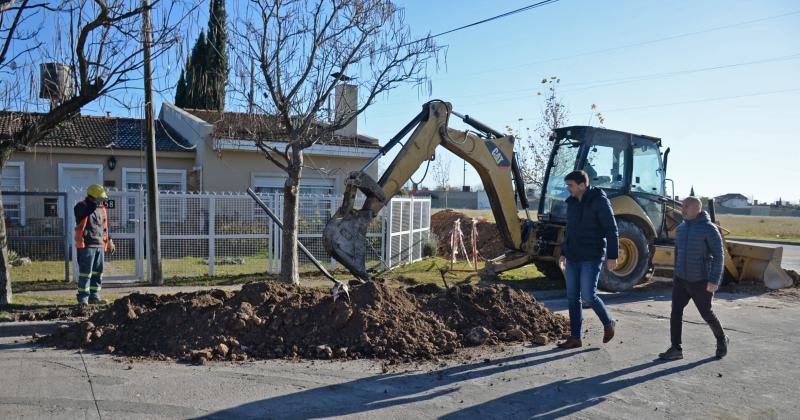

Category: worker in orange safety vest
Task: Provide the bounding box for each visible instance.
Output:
[74,184,115,305]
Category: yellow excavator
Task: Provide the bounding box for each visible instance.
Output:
[323,100,793,291]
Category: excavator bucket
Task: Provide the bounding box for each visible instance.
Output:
[324,209,372,282]
[323,172,386,283]
[725,240,794,289]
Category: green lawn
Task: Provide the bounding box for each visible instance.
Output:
[718,214,800,243]
[380,256,564,291]
[437,208,800,243]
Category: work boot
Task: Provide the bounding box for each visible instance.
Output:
[88,297,108,305]
[716,335,730,359]
[556,336,582,349]
[658,346,683,361]
[603,320,616,343]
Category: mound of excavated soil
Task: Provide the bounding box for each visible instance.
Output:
[430,210,506,260]
[41,282,568,363]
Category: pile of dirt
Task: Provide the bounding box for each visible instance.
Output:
[41,282,568,363]
[9,306,99,322]
[430,210,507,260]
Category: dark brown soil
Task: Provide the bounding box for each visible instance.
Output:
[41,282,568,363]
[430,210,507,260]
[7,306,100,322]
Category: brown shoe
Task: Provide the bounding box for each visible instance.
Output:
[557,336,582,349]
[603,321,616,343]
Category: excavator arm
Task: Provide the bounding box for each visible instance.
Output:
[323,100,534,281]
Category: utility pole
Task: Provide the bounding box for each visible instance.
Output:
[142,0,163,285]
[462,159,466,192]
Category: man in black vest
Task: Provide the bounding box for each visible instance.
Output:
[557,170,619,349]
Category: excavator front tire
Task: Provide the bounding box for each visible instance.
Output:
[599,219,651,292]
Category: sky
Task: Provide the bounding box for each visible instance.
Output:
[23,0,800,204]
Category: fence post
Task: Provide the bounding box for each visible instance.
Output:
[69,191,79,283]
[329,195,337,270]
[386,198,393,269]
[145,191,151,282]
[135,191,144,280]
[61,193,70,282]
[208,196,215,276]
[408,196,414,263]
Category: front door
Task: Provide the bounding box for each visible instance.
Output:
[59,164,103,216]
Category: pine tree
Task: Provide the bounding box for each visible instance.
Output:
[174,69,187,107]
[186,31,208,109]
[206,0,228,110]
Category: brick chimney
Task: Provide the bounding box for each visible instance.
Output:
[334,84,357,139]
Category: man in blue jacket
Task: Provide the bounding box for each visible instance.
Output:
[659,196,729,360]
[557,170,619,349]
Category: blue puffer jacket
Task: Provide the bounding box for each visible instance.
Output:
[674,211,725,284]
[561,187,619,262]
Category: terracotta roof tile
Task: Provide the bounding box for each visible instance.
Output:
[0,111,194,152]
[184,108,379,149]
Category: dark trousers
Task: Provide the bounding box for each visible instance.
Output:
[670,277,725,349]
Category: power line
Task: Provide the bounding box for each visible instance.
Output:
[422,0,560,41]
[435,9,800,81]
[363,49,800,113]
[580,87,800,115]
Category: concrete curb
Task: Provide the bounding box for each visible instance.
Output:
[0,320,64,338]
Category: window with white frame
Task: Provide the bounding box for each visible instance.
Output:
[123,168,186,222]
[1,162,25,225]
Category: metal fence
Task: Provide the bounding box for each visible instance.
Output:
[54,190,430,282]
[3,191,70,282]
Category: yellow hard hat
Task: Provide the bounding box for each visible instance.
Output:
[87,184,108,200]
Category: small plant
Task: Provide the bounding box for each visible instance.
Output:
[422,235,438,258]
[7,250,19,266]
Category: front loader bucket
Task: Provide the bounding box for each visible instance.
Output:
[726,241,794,289]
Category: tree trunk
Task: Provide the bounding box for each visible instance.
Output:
[279,148,303,285]
[0,190,12,305]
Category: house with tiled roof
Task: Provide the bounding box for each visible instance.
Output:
[1,83,380,223]
[714,193,750,209]
[159,84,379,195]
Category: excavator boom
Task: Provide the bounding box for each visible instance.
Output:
[323,100,530,281]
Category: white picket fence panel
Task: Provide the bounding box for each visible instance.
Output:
[65,190,430,281]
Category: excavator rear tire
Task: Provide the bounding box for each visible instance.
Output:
[599,219,651,292]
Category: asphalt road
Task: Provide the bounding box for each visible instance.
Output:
[2,288,798,419]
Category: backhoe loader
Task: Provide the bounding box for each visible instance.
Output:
[323,100,793,291]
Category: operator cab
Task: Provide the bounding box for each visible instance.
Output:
[539,126,666,233]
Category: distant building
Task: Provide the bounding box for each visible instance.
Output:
[715,193,750,209]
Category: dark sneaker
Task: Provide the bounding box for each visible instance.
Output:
[716,336,730,359]
[603,321,616,343]
[557,336,582,349]
[659,346,683,361]
[88,297,108,305]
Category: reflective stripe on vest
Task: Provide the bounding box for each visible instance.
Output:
[74,202,109,251]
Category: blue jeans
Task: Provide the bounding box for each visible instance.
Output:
[565,259,614,338]
[77,247,104,303]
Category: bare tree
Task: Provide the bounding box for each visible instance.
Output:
[431,153,451,208]
[509,77,568,192]
[229,0,440,284]
[0,0,197,304]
